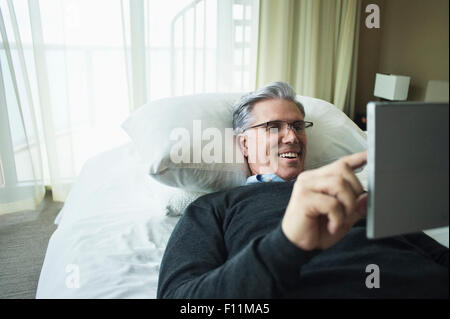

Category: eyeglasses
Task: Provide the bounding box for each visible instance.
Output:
[244,120,313,134]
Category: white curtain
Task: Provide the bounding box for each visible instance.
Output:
[0,1,45,214]
[0,0,259,214]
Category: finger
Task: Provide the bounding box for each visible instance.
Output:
[355,192,368,217]
[316,151,367,176]
[342,192,368,230]
[338,151,367,195]
[314,162,364,198]
[340,151,367,170]
[304,176,356,216]
[299,151,367,197]
[304,192,346,234]
[310,150,366,178]
[338,163,365,196]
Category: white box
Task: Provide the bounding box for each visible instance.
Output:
[374,73,410,100]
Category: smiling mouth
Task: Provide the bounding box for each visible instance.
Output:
[278,152,300,159]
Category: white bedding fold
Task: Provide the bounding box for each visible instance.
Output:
[37,144,179,298]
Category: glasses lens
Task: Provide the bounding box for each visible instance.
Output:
[266,121,284,131]
[292,121,305,132]
[263,121,310,133]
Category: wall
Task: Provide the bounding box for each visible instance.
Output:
[355,0,384,117]
[355,0,449,115]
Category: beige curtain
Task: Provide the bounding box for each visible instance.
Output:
[255,0,361,118]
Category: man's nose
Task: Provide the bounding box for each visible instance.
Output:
[281,125,299,143]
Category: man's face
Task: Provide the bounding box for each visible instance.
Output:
[238,99,307,181]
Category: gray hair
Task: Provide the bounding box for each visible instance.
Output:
[232,81,305,135]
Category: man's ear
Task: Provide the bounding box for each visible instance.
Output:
[237,133,248,157]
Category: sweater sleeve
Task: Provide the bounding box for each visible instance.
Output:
[157,201,319,299]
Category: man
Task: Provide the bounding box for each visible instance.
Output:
[157,82,448,298]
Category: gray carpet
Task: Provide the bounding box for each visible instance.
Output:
[0,192,63,299]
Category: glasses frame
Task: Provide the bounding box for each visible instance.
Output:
[243,120,314,134]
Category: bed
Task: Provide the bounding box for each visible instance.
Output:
[36,93,449,299]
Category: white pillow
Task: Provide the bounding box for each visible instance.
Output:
[122,93,249,193]
[297,95,367,169]
[122,93,367,193]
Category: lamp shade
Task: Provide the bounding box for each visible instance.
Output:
[374,73,410,100]
[425,80,449,102]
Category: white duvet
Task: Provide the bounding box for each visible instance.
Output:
[36,144,180,298]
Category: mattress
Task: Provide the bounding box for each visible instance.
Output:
[36,143,449,298]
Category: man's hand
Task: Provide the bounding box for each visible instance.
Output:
[281,151,368,251]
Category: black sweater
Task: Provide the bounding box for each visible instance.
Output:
[157,180,449,298]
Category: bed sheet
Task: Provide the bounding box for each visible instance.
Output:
[36,143,180,298]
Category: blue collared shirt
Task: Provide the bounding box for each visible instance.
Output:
[245,173,286,185]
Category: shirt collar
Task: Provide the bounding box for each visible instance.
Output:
[245,173,286,185]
